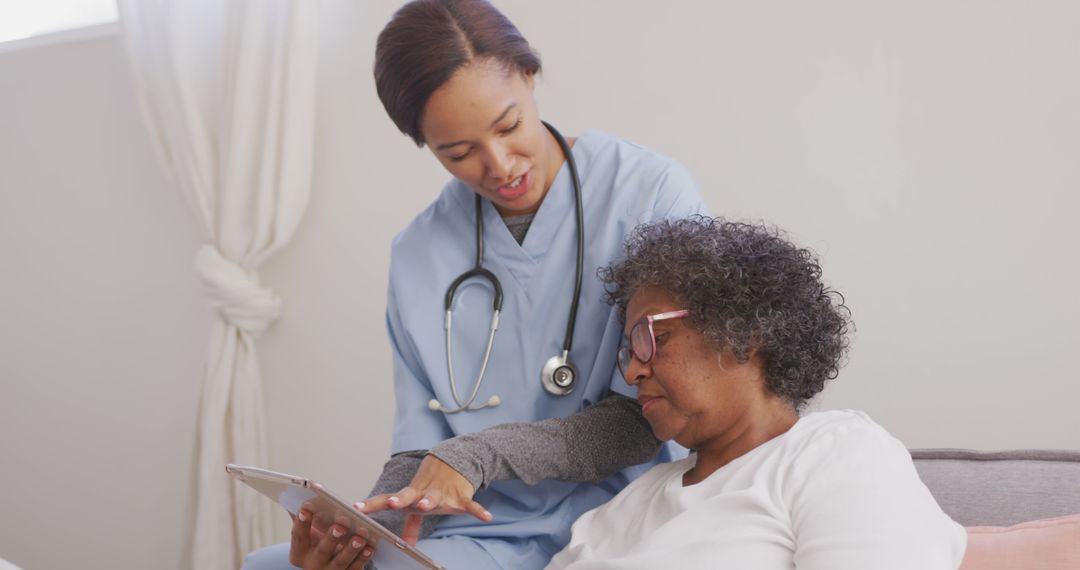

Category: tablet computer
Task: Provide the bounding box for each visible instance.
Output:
[226,464,445,570]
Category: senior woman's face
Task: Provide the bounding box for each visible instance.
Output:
[419,59,560,217]
[622,286,766,449]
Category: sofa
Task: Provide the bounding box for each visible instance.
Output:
[912,448,1080,568]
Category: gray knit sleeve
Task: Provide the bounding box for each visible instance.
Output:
[428,393,661,491]
[365,451,445,540]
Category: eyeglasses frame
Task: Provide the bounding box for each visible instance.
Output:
[617,309,690,377]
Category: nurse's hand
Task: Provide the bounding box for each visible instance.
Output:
[289,505,375,570]
[358,454,493,545]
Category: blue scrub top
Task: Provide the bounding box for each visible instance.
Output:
[385,130,709,565]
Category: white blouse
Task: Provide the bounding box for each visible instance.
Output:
[546,410,967,570]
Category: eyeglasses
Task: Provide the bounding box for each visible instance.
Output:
[616,309,690,377]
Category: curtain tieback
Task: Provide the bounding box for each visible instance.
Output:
[195,244,281,336]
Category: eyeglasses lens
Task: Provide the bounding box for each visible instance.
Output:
[617,346,631,376]
[630,320,654,364]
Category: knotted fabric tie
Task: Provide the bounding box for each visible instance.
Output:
[195,244,281,336]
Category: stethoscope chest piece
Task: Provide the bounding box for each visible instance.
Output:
[541,352,577,396]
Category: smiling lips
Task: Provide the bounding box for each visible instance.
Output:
[495,170,530,200]
[638,395,662,414]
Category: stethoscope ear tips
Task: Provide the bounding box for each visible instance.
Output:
[428,395,500,413]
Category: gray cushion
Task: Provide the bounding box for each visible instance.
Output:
[911,448,1080,527]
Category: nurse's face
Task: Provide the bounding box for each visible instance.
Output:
[419,59,560,217]
[622,286,766,450]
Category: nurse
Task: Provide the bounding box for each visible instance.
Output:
[243,1,707,568]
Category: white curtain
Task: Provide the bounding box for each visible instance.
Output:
[118,1,318,567]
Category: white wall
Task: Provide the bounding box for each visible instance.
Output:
[1,1,1078,567]
[0,32,207,569]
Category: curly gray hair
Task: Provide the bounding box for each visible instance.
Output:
[598,216,852,410]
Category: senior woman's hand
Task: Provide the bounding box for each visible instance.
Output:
[289,505,375,569]
[358,454,493,545]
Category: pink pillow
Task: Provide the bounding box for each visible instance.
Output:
[960,514,1080,570]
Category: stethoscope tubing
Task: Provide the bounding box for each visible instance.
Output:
[434,122,584,414]
[553,123,585,356]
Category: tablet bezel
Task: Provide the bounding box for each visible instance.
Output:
[226,464,445,570]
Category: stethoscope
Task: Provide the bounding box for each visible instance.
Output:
[428,122,584,414]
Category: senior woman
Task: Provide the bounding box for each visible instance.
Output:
[546,217,967,569]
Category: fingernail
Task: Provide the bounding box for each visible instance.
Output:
[388,496,400,504]
[484,510,492,518]
[354,501,365,510]
[351,539,363,549]
[335,544,344,553]
[418,498,430,507]
[363,548,374,557]
[297,511,308,522]
[331,527,344,538]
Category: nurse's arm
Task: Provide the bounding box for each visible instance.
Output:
[430,392,659,489]
[357,394,658,535]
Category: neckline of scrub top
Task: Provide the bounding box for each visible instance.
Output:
[474,130,591,286]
